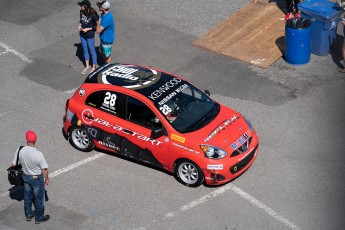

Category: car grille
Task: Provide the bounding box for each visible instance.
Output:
[230,137,252,157]
[230,145,257,174]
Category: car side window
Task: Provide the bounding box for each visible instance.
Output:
[126,96,162,129]
[85,90,120,116]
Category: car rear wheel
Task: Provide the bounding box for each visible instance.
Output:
[175,160,204,187]
[69,126,94,152]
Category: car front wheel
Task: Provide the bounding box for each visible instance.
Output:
[69,126,94,152]
[175,160,204,187]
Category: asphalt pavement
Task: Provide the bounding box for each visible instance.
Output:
[0,0,344,229]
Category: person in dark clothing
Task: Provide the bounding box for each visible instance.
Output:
[285,0,301,20]
[78,0,99,74]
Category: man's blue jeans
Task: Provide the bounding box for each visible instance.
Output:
[22,173,45,222]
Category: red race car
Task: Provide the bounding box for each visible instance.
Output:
[63,63,259,187]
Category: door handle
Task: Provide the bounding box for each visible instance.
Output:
[85,115,94,120]
[123,129,133,134]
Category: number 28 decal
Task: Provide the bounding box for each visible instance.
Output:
[104,92,117,106]
[159,104,172,115]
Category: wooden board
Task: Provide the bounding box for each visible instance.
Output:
[193,1,285,68]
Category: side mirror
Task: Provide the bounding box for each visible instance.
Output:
[151,128,166,139]
[205,90,210,96]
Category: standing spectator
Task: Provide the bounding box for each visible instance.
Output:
[11,131,50,224]
[78,0,99,74]
[96,1,115,64]
[285,0,301,20]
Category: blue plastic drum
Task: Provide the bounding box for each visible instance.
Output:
[285,18,312,65]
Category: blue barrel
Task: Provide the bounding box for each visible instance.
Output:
[298,0,343,56]
[284,18,312,65]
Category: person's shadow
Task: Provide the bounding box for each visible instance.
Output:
[331,33,344,69]
[74,43,105,68]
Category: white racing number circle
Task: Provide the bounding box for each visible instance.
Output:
[82,109,94,125]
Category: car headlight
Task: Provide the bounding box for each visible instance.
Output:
[200,145,228,159]
[244,116,254,132]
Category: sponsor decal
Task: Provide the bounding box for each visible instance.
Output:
[79,88,85,96]
[207,164,224,170]
[204,115,238,142]
[157,83,188,106]
[99,64,160,90]
[98,140,120,151]
[149,78,182,100]
[172,143,200,154]
[231,131,250,150]
[171,134,185,143]
[81,109,163,146]
[77,120,82,126]
[102,65,139,81]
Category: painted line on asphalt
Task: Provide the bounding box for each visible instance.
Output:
[64,87,79,94]
[0,111,13,117]
[0,41,33,63]
[1,153,104,198]
[162,183,300,230]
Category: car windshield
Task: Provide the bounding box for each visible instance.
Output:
[154,83,219,133]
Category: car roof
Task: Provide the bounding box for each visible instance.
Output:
[84,63,188,103]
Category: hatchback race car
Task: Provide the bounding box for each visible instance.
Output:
[63,63,259,187]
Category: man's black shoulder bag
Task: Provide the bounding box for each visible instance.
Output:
[7,146,24,186]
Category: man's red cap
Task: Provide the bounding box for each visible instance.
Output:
[26,130,37,142]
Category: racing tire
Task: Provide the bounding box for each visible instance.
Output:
[69,126,94,152]
[175,159,204,187]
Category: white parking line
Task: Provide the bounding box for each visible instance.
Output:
[163,183,301,230]
[2,152,300,230]
[64,87,79,94]
[0,41,33,63]
[1,153,104,199]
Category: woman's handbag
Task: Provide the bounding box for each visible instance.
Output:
[7,146,24,186]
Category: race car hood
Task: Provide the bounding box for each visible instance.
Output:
[186,105,250,149]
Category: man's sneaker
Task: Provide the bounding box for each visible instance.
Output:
[285,13,292,20]
[26,216,33,222]
[35,215,50,224]
[294,13,301,18]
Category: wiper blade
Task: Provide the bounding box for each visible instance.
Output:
[192,104,218,128]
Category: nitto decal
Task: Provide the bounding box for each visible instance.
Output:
[172,143,200,154]
[207,164,224,170]
[98,139,120,151]
[204,115,238,142]
[149,78,182,100]
[171,134,185,143]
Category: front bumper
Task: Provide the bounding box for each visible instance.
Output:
[202,132,259,186]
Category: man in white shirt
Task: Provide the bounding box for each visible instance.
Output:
[12,130,50,224]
